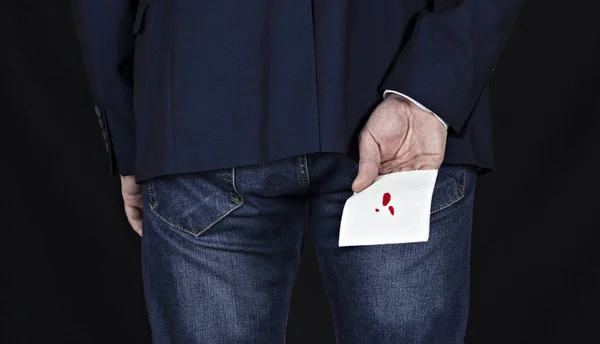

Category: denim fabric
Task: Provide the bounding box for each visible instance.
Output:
[141,152,477,343]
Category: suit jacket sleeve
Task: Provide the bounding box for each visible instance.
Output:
[70,0,139,176]
[380,0,523,133]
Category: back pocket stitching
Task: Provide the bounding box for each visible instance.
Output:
[146,170,244,237]
[430,164,467,214]
[148,180,158,210]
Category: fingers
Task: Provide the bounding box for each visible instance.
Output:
[120,175,141,194]
[121,175,144,237]
[124,203,143,237]
[352,132,381,193]
[379,158,440,172]
[379,155,443,174]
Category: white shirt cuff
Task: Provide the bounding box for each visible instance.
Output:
[383,90,448,129]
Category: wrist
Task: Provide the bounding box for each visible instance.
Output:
[386,93,427,115]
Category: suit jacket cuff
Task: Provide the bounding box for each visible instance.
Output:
[380,0,523,132]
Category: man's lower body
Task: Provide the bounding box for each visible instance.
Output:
[141,152,477,344]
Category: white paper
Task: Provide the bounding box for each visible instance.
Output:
[338,169,438,247]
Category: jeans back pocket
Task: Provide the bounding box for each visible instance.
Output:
[430,164,468,214]
[144,168,244,237]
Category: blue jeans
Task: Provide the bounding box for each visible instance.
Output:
[141,152,477,343]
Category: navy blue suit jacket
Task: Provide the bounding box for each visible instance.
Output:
[70,0,522,183]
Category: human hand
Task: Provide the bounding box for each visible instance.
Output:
[120,175,143,236]
[352,94,448,193]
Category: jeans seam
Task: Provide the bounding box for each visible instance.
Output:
[148,180,158,210]
[297,155,310,189]
[148,202,243,237]
[230,167,243,203]
[303,154,310,187]
[430,164,468,214]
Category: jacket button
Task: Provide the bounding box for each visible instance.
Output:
[94,105,102,117]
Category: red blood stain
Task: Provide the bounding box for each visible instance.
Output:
[382,192,391,206]
[375,192,394,215]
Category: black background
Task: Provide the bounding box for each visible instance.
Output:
[1,1,599,343]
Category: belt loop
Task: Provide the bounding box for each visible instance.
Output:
[297,154,310,189]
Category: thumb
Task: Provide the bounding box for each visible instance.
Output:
[352,133,381,193]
